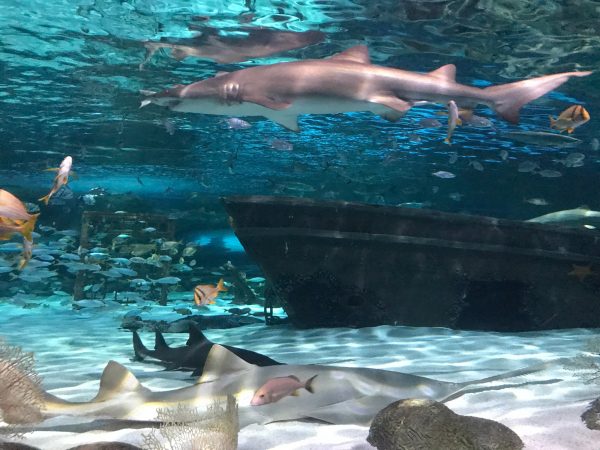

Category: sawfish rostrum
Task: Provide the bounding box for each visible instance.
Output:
[140,45,591,131]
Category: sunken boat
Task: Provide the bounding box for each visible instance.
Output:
[222,195,600,331]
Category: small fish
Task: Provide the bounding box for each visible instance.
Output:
[270,139,294,151]
[556,152,585,167]
[549,105,590,133]
[432,170,456,179]
[538,169,563,178]
[417,118,442,128]
[444,100,462,145]
[39,156,75,205]
[524,198,550,206]
[504,131,582,147]
[469,160,484,171]
[499,149,509,161]
[517,161,539,173]
[151,276,181,285]
[0,190,39,242]
[193,278,227,306]
[251,374,318,406]
[224,117,251,129]
[448,152,458,164]
[591,138,600,151]
[463,114,493,128]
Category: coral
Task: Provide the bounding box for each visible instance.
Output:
[0,338,44,437]
[562,336,600,384]
[141,395,238,450]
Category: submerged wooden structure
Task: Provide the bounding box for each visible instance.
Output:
[222,195,600,331]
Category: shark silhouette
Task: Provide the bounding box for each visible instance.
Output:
[37,345,558,428]
[132,323,282,376]
[140,27,325,68]
[140,45,591,132]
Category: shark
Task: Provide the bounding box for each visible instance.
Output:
[36,345,558,428]
[140,27,325,68]
[132,322,282,376]
[526,207,600,228]
[140,45,591,132]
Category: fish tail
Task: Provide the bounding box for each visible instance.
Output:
[305,374,318,394]
[20,214,39,241]
[484,71,592,124]
[38,193,51,205]
[217,278,228,292]
[549,115,556,128]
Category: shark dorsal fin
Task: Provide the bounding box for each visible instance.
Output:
[198,344,255,384]
[93,360,143,401]
[428,64,457,82]
[154,331,170,351]
[187,322,210,346]
[328,45,371,64]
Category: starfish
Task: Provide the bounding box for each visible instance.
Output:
[568,263,595,282]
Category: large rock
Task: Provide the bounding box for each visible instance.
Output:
[582,397,600,430]
[367,398,523,450]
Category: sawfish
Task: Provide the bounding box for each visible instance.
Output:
[140,45,591,132]
[38,345,557,428]
[132,322,282,375]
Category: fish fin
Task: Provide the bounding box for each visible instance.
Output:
[139,89,157,96]
[290,390,300,396]
[456,118,463,126]
[328,45,371,64]
[20,214,39,241]
[187,322,210,346]
[198,344,255,384]
[69,171,79,180]
[444,137,452,145]
[549,115,556,128]
[215,71,229,77]
[132,331,150,360]
[370,95,413,116]
[43,167,59,172]
[458,109,473,120]
[305,374,318,394]
[154,331,170,351]
[244,94,292,110]
[140,99,153,108]
[567,128,574,133]
[381,110,404,122]
[262,113,300,132]
[216,278,228,292]
[93,360,147,402]
[485,71,591,124]
[428,64,456,82]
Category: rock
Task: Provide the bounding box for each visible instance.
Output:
[582,397,600,430]
[367,398,523,450]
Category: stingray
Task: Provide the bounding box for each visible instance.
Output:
[132,323,282,376]
[36,345,560,429]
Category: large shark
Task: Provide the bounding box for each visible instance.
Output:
[140,45,591,132]
[37,345,558,428]
[140,27,325,68]
[132,323,282,375]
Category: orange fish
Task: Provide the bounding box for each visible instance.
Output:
[549,105,590,133]
[193,278,227,306]
[0,190,39,241]
[39,156,74,205]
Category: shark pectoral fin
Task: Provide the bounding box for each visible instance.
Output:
[262,113,300,132]
[370,95,412,121]
[245,95,292,110]
[328,45,371,64]
[93,360,146,402]
[198,344,255,384]
[428,64,457,82]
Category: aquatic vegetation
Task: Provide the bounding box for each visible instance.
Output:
[0,338,44,435]
[141,395,238,450]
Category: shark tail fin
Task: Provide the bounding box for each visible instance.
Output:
[485,71,591,124]
[187,322,210,346]
[154,331,170,351]
[132,331,149,360]
[92,360,146,402]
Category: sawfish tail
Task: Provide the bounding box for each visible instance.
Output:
[484,71,591,124]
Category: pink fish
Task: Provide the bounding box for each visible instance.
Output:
[250,374,317,406]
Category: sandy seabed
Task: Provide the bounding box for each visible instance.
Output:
[0,294,598,450]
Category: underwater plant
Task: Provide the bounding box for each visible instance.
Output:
[562,336,600,384]
[141,394,239,450]
[0,337,44,436]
